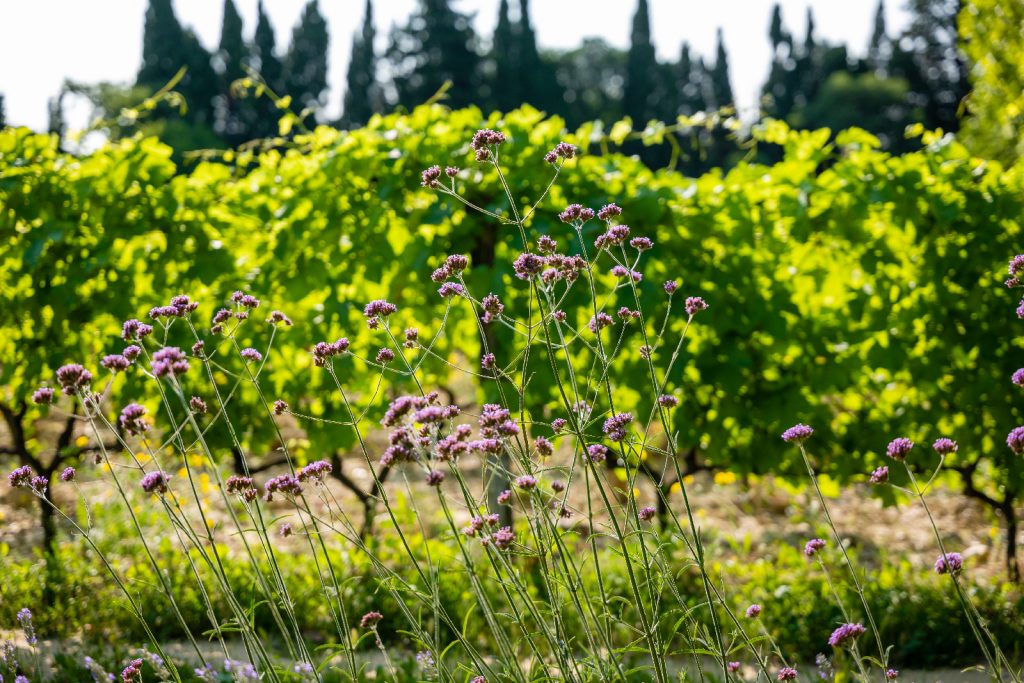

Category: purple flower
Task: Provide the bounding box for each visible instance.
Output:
[364,299,397,318]
[470,128,506,160]
[516,474,538,490]
[297,460,333,483]
[123,344,142,361]
[481,292,504,323]
[603,412,633,442]
[471,677,487,683]
[426,469,445,486]
[558,203,593,223]
[551,480,566,493]
[497,489,512,505]
[56,364,93,395]
[1007,426,1024,454]
[190,396,208,414]
[727,662,741,673]
[513,252,545,279]
[777,667,798,681]
[60,466,76,482]
[932,438,957,455]
[535,436,553,457]
[1016,299,1024,319]
[312,338,350,366]
[360,611,383,628]
[1009,254,1024,277]
[264,474,303,501]
[240,347,262,363]
[445,166,460,178]
[1013,369,1024,387]
[639,506,656,521]
[869,466,889,484]
[32,387,55,405]
[151,347,189,378]
[597,203,622,221]
[745,604,761,619]
[10,466,36,489]
[421,165,442,188]
[587,444,608,463]
[630,236,653,251]
[804,538,826,557]
[781,424,814,443]
[191,341,205,357]
[685,296,708,316]
[886,669,899,680]
[551,418,567,433]
[273,399,288,415]
[121,319,154,342]
[119,403,149,435]
[481,353,496,370]
[140,471,170,495]
[588,312,614,333]
[438,281,465,298]
[934,552,963,576]
[657,394,679,409]
[828,622,865,647]
[267,310,292,326]
[101,354,131,373]
[492,526,515,550]
[885,437,914,461]
[122,658,144,683]
[444,254,468,273]
[663,280,678,294]
[279,522,293,538]
[376,348,395,364]
[17,607,36,645]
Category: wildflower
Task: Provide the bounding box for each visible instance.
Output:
[870,466,889,484]
[685,296,708,316]
[777,667,798,681]
[470,128,506,160]
[141,471,170,495]
[551,418,567,433]
[273,399,288,415]
[56,363,93,395]
[828,622,865,647]
[225,475,256,497]
[603,413,633,442]
[934,552,963,576]
[1016,299,1024,319]
[190,396,208,414]
[17,608,36,645]
[30,476,48,495]
[1007,426,1024,454]
[150,347,189,378]
[552,309,567,322]
[240,347,262,363]
[595,224,630,248]
[492,526,515,549]
[886,669,899,680]
[513,252,545,279]
[9,465,36,488]
[587,444,608,463]
[364,299,397,319]
[481,293,504,323]
[551,480,566,493]
[727,662,741,673]
[279,523,293,538]
[360,611,383,628]
[548,141,575,161]
[119,403,149,435]
[403,328,419,348]
[588,312,614,332]
[932,438,957,455]
[537,235,557,253]
[421,165,442,188]
[481,353,497,370]
[376,348,395,364]
[32,387,55,405]
[123,344,142,362]
[516,474,538,490]
[121,319,154,341]
[658,394,679,409]
[264,474,303,500]
[639,506,656,521]
[426,469,445,486]
[745,604,761,619]
[438,281,465,298]
[471,677,487,683]
[663,280,678,294]
[267,310,292,326]
[297,460,332,483]
[312,338,350,366]
[416,650,437,674]
[497,489,512,504]
[558,203,594,223]
[60,466,76,482]
[535,436,553,456]
[191,341,205,357]
[230,291,261,309]
[1014,369,1024,387]
[884,437,914,461]
[445,166,460,178]
[121,658,144,683]
[597,203,622,221]
[101,354,131,373]
[804,538,826,557]
[781,424,814,443]
[611,265,629,278]
[213,308,232,324]
[630,236,653,251]
[1009,254,1024,277]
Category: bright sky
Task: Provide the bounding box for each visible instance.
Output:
[0,0,909,131]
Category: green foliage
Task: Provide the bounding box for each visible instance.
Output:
[959,0,1024,164]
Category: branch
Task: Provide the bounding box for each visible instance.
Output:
[950,461,1008,515]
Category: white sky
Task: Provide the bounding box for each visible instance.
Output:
[0,0,909,131]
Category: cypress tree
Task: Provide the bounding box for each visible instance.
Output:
[341,0,380,126]
[709,28,734,109]
[247,0,285,137]
[285,0,330,115]
[216,0,247,142]
[489,0,518,112]
[868,0,888,71]
[138,0,187,91]
[386,0,481,110]
[0,94,6,128]
[623,0,656,126]
[516,0,558,112]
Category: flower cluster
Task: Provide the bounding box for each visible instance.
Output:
[804,538,826,557]
[470,128,506,161]
[312,337,350,366]
[140,470,170,495]
[781,423,813,443]
[150,347,189,378]
[225,475,259,502]
[149,294,199,320]
[543,141,575,164]
[56,363,93,395]
[602,412,633,442]
[119,403,149,436]
[827,622,865,648]
[885,437,914,461]
[934,552,963,576]
[297,460,333,483]
[264,474,303,501]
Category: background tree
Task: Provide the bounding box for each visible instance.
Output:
[548,39,625,127]
[485,0,518,112]
[285,0,330,117]
[215,0,249,144]
[386,0,481,110]
[247,0,285,138]
[341,0,381,127]
[868,0,890,71]
[0,94,6,128]
[515,0,558,112]
[623,0,656,127]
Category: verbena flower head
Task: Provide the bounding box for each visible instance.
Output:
[886,669,899,680]
[492,526,515,550]
[727,662,742,673]
[264,474,303,501]
[1013,369,1024,387]
[121,658,144,683]
[639,506,656,521]
[421,165,442,188]
[279,523,293,538]
[1009,254,1024,277]
[1007,426,1024,454]
[297,460,332,483]
[745,604,762,618]
[32,387,55,405]
[100,354,131,373]
[481,292,504,323]
[535,436,553,457]
[551,417,568,433]
[551,480,566,493]
[513,252,545,279]
[56,363,93,395]
[828,622,865,647]
[869,466,889,484]
[240,347,262,363]
[587,444,608,463]
[60,466,76,482]
[781,423,813,443]
[886,437,914,461]
[190,396,208,414]
[119,403,149,435]
[804,538,826,557]
[230,291,260,310]
[267,310,292,326]
[470,128,506,161]
[121,319,154,342]
[438,281,465,298]
[497,489,512,504]
[515,474,537,490]
[363,299,397,319]
[360,611,383,629]
[426,469,445,486]
[934,552,963,576]
[558,203,593,223]
[151,347,189,378]
[9,465,36,488]
[658,394,679,409]
[931,438,957,455]
[602,412,633,441]
[664,279,678,294]
[588,312,614,333]
[376,348,395,364]
[597,203,622,221]
[630,236,653,251]
[777,666,798,681]
[273,399,288,415]
[684,296,708,316]
[140,471,170,495]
